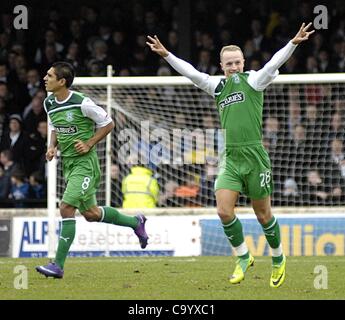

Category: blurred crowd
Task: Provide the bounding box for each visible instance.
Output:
[109,82,345,208]
[0,0,345,208]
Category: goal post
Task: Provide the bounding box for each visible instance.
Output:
[47,71,345,257]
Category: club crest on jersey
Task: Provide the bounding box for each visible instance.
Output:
[219,91,245,110]
[232,73,240,84]
[66,111,74,122]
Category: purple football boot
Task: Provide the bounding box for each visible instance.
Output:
[36,262,64,279]
[134,214,149,249]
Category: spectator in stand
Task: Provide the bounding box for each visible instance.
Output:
[29,170,47,207]
[303,167,345,206]
[249,19,270,53]
[327,112,345,142]
[109,31,130,72]
[303,104,322,142]
[0,32,10,61]
[167,30,179,55]
[281,55,300,73]
[98,24,112,46]
[276,124,310,186]
[81,6,100,39]
[263,117,281,150]
[65,19,86,52]
[305,56,319,73]
[196,49,218,75]
[196,32,216,64]
[0,114,28,169]
[0,81,18,115]
[23,95,47,134]
[332,38,345,72]
[159,180,179,207]
[249,59,261,71]
[308,33,324,57]
[0,61,16,86]
[26,68,43,98]
[174,172,200,207]
[0,97,8,139]
[22,88,46,118]
[0,150,20,205]
[87,39,114,70]
[279,177,302,206]
[318,50,336,73]
[38,44,61,77]
[329,138,345,170]
[122,164,160,208]
[35,29,64,66]
[23,120,47,176]
[287,102,302,138]
[9,168,30,208]
[302,169,329,205]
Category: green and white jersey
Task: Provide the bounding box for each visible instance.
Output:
[214,73,263,146]
[43,90,112,158]
[164,41,298,148]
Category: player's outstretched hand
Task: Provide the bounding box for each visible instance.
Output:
[146,35,169,58]
[291,22,315,45]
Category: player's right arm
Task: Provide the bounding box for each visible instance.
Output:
[146,35,219,97]
[46,129,57,161]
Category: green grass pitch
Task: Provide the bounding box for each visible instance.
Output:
[1,256,344,300]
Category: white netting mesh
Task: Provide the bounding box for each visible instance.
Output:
[69,76,345,208]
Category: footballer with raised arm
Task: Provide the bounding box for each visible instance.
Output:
[147,23,314,288]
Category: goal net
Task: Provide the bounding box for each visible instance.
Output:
[71,74,345,209]
[47,72,345,257]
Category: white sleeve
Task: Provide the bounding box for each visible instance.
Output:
[47,114,55,132]
[81,97,113,128]
[247,41,298,91]
[165,52,219,97]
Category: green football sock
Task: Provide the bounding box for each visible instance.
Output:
[101,206,138,229]
[222,216,249,259]
[261,216,283,264]
[55,219,76,269]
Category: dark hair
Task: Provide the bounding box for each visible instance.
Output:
[52,61,75,88]
[30,170,44,184]
[11,168,26,181]
[1,149,13,161]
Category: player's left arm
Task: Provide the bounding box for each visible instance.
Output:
[248,22,315,91]
[75,98,114,154]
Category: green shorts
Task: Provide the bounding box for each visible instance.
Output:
[214,143,274,200]
[62,152,101,212]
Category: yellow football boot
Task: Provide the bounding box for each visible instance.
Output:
[229,254,255,284]
[270,255,286,288]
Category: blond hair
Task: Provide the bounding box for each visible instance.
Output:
[220,45,244,60]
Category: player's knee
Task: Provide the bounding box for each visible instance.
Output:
[84,215,97,222]
[60,202,76,218]
[217,207,235,222]
[255,210,272,225]
[82,209,101,222]
[256,215,272,225]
